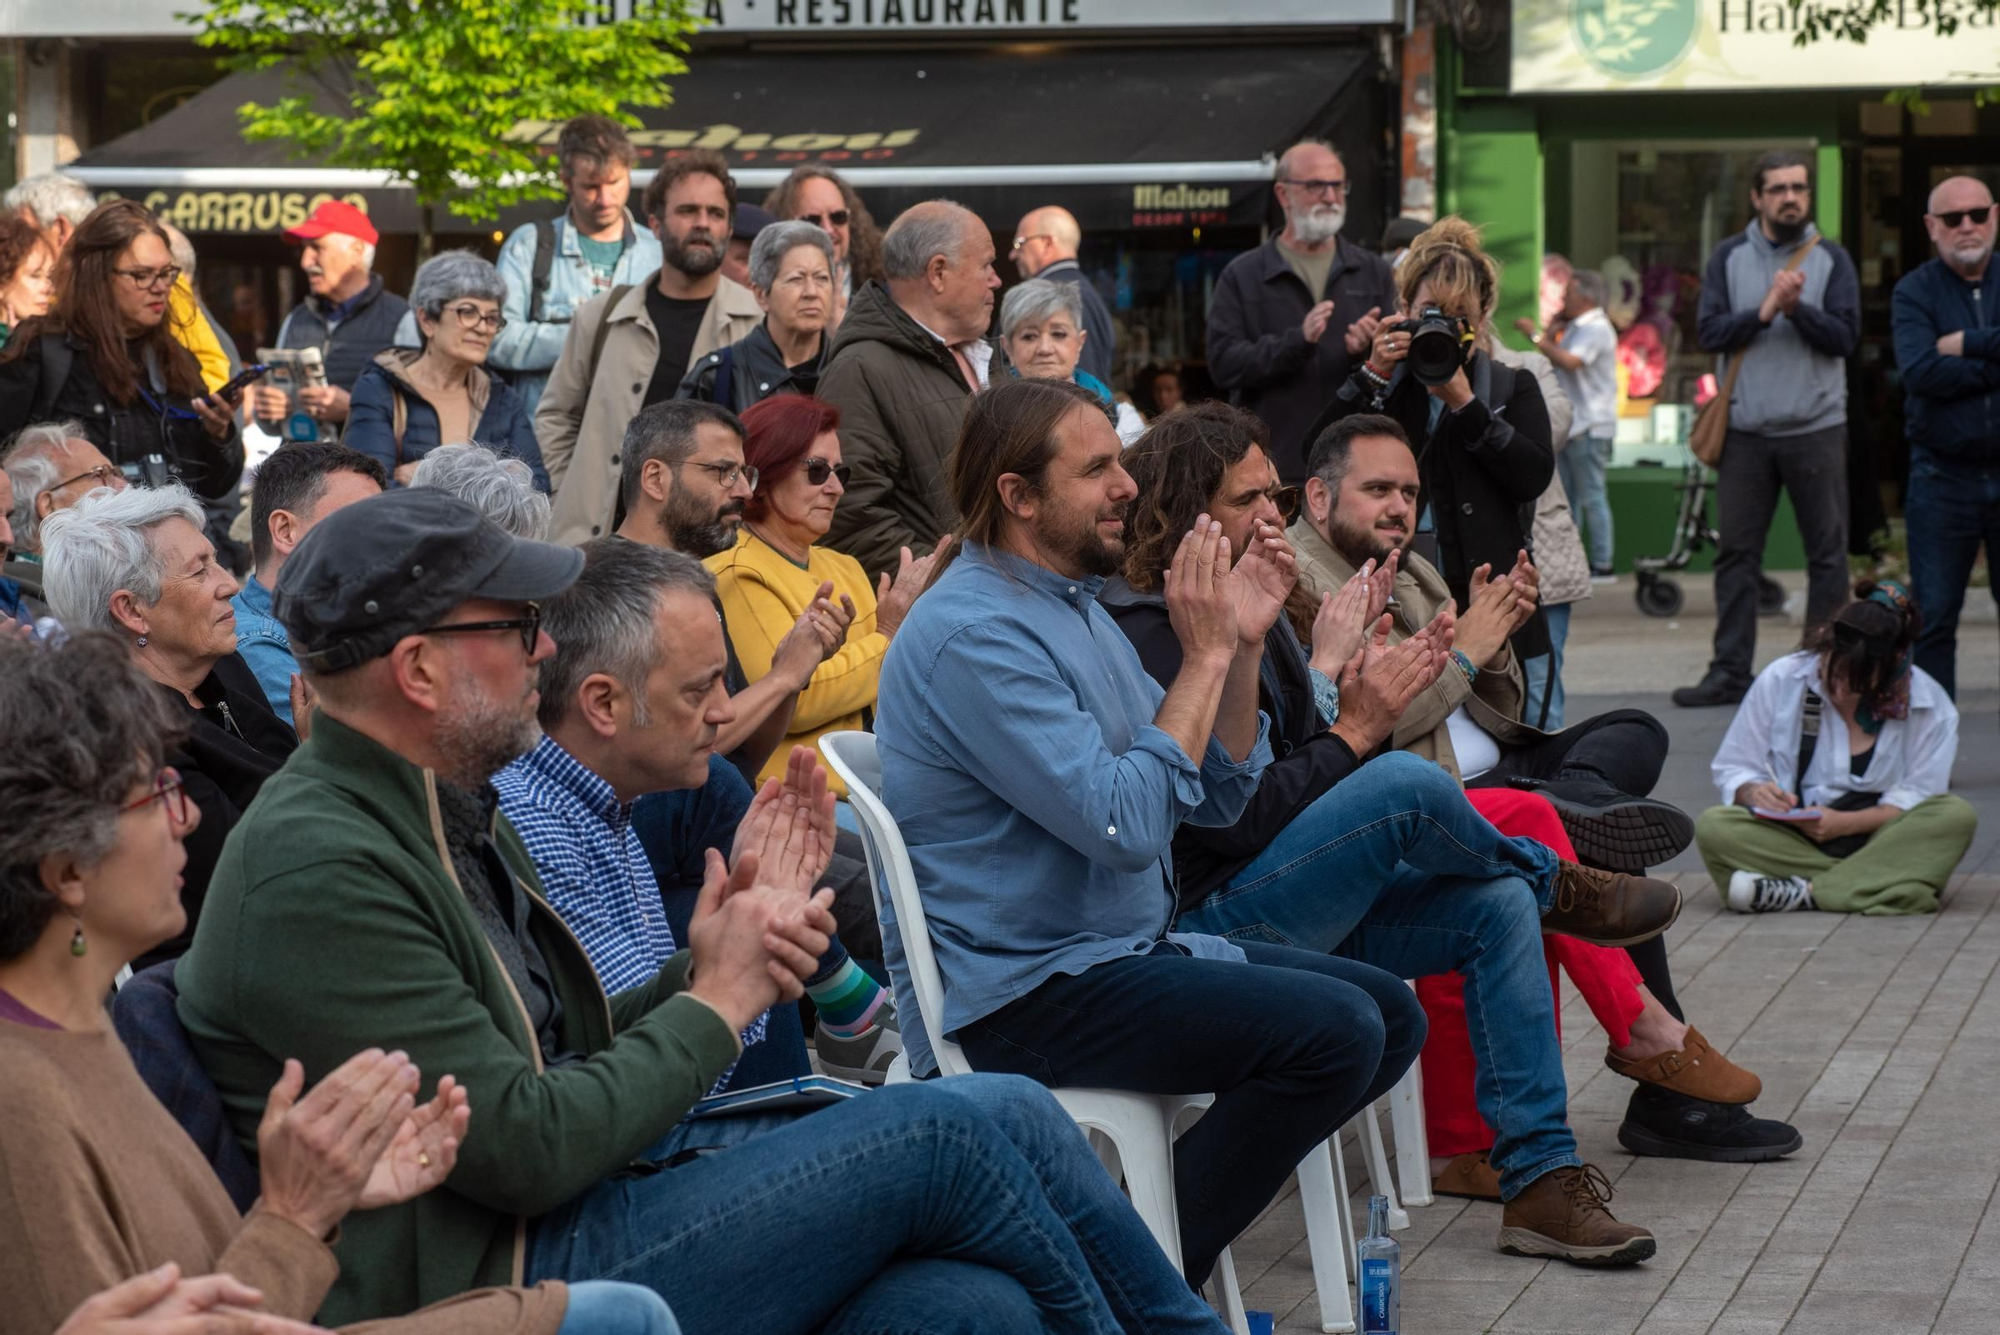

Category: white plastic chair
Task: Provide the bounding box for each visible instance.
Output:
[822,731,1252,1333]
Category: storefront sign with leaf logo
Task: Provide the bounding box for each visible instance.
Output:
[1514,0,2000,90]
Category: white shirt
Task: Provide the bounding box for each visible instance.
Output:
[1446,706,1502,782]
[1554,308,1618,441]
[1710,651,1958,813]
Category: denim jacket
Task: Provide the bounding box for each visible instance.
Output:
[229,573,299,727]
[488,212,663,415]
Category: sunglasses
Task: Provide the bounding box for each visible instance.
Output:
[1932,206,1993,229]
[801,458,851,487]
[422,601,542,655]
[1269,485,1302,525]
[123,766,191,825]
[800,209,850,229]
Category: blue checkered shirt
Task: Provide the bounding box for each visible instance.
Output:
[494,735,766,1051]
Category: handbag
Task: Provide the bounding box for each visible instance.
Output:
[1688,234,1821,468]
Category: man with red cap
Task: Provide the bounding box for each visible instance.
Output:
[251,199,413,440]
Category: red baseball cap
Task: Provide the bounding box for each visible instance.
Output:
[284,199,380,246]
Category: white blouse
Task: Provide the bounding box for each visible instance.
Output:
[1710,651,1958,813]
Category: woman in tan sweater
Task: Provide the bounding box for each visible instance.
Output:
[0,633,675,1335]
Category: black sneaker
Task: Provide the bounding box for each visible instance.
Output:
[1512,777,1695,873]
[1617,1085,1803,1163]
[1670,676,1748,708]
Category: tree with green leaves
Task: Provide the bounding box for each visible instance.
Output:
[188,0,699,257]
[1785,0,1999,106]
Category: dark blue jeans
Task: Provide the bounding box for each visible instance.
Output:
[957,938,1424,1286]
[525,1075,1227,1335]
[1907,449,2000,698]
[1175,750,1579,1201]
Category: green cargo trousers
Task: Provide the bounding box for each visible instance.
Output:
[1695,795,1978,915]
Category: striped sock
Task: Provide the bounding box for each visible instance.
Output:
[809,955,888,1038]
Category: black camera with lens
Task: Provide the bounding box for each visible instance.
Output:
[119,454,178,489]
[1390,306,1475,387]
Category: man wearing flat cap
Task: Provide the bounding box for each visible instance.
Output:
[176,489,1213,1331]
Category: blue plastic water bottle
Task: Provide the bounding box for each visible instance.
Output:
[1357,1194,1401,1334]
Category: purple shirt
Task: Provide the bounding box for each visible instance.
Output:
[0,986,60,1030]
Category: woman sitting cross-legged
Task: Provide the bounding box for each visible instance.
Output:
[346,249,548,491]
[0,631,678,1335]
[1697,580,1976,915]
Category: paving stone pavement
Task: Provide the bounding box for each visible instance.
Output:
[1228,575,2000,1333]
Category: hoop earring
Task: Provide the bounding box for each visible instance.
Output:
[70,921,87,957]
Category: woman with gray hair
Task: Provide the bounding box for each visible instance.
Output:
[411,441,551,541]
[677,220,835,410]
[999,278,1145,445]
[41,481,296,966]
[346,248,548,492]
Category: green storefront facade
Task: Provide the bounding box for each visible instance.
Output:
[1433,0,2000,573]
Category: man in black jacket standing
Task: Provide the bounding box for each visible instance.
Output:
[1894,174,2000,697]
[1100,402,1677,1268]
[1206,141,1398,482]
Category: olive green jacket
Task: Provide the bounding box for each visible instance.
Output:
[177,715,741,1324]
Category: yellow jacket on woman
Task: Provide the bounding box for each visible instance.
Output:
[706,528,886,796]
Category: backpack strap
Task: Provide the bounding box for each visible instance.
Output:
[30,333,72,421]
[714,342,737,411]
[587,285,633,383]
[528,218,557,325]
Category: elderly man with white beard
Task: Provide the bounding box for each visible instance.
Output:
[1205,140,1400,483]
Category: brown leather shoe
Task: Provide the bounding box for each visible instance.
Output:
[1498,1165,1656,1266]
[1605,1026,1762,1105]
[1432,1151,1501,1201]
[1541,861,1682,948]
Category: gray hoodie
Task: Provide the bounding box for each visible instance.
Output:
[1696,221,1861,438]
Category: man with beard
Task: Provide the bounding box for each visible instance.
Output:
[539,149,761,546]
[875,377,1429,1287]
[1674,151,1860,708]
[1893,175,2000,696]
[1289,415,1804,1169]
[177,488,1221,1334]
[1206,141,1399,482]
[819,200,1000,579]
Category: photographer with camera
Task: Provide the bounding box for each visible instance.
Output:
[0,202,244,505]
[1305,216,1555,664]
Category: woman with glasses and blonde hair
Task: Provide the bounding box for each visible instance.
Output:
[41,482,297,968]
[346,249,548,492]
[0,200,243,501]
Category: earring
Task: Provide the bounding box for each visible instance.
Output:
[136,635,148,647]
[69,922,86,957]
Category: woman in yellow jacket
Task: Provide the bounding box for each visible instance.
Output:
[707,394,941,797]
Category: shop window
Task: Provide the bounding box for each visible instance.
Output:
[1563,140,1810,456]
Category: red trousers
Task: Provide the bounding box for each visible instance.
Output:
[1415,787,1647,1157]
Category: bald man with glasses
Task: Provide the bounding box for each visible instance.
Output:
[1011,206,1116,383]
[1894,174,2000,697]
[1206,139,1399,484]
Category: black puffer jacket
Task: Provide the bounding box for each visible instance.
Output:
[1099,574,1364,910]
[1307,348,1554,659]
[0,332,243,500]
[676,320,827,410]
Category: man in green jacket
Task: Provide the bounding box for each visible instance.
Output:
[177,488,1232,1335]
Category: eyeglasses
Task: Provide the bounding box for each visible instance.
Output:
[685,459,758,490]
[123,766,190,825]
[1279,179,1349,198]
[1009,232,1053,255]
[421,601,542,655]
[800,210,850,230]
[801,458,852,487]
[1268,485,1302,525]
[52,463,119,494]
[447,304,507,333]
[1932,206,1994,229]
[112,265,183,292]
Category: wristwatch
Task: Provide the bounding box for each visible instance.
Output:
[1308,666,1341,727]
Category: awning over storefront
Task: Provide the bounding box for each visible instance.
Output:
[68,42,1382,236]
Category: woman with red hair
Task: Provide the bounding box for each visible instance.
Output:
[705,394,942,794]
